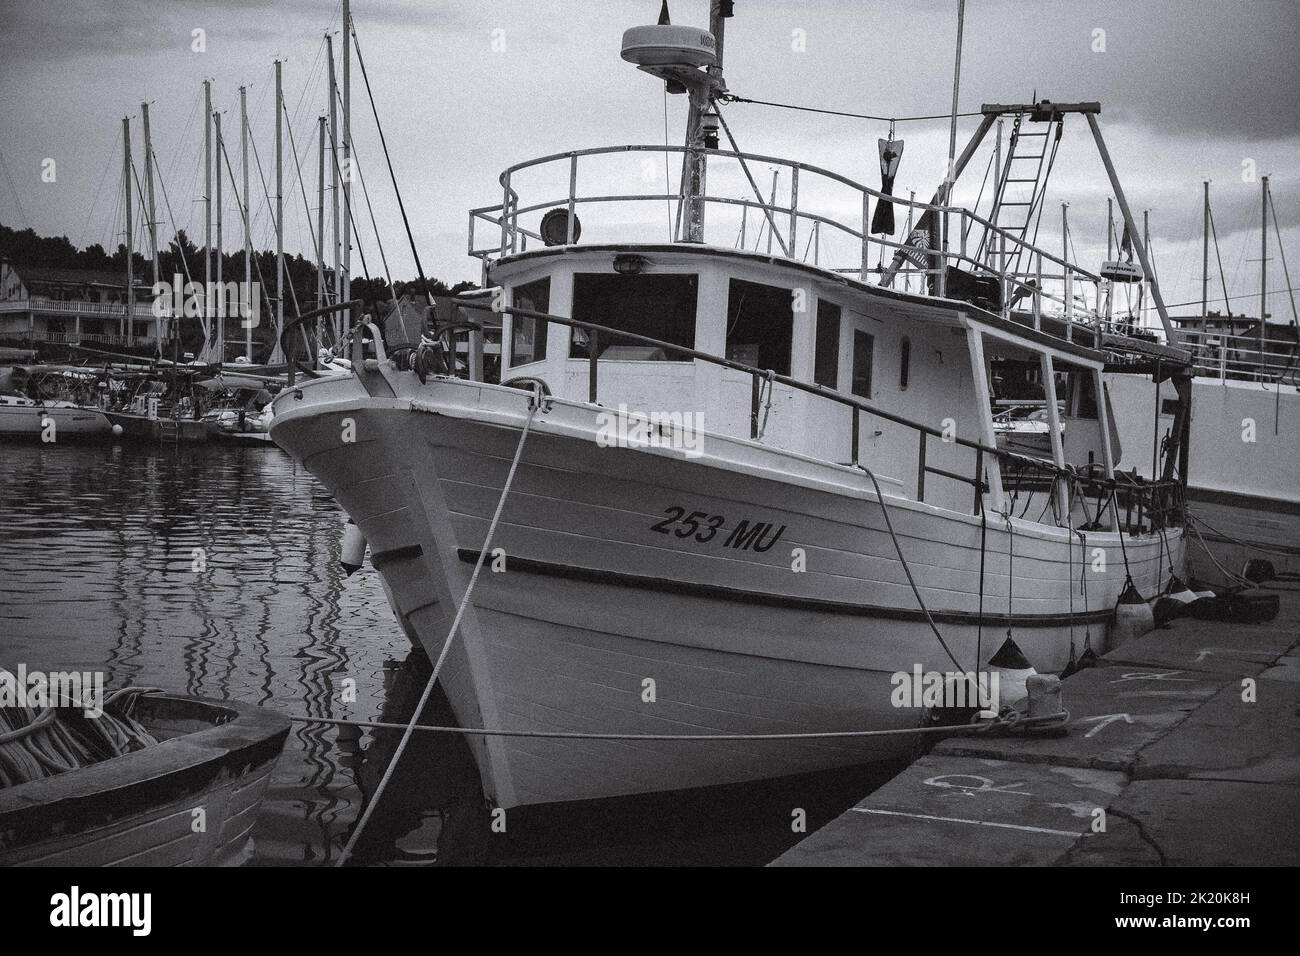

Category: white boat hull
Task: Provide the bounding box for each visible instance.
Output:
[273,375,1182,809]
[1106,372,1300,577]
[0,399,113,438]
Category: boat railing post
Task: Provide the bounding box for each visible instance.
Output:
[500,172,511,256]
[916,430,927,502]
[789,166,799,258]
[588,328,598,403]
[750,372,761,439]
[861,191,870,281]
[1033,250,1043,330]
[851,405,860,465]
[567,154,578,244]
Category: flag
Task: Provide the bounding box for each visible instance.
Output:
[899,226,932,267]
[870,137,904,236]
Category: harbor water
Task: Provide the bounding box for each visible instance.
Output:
[0,443,890,865]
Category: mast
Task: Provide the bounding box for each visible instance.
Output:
[1260,174,1269,360]
[681,1,728,244]
[141,104,160,291]
[327,32,340,310]
[275,59,284,364]
[215,109,224,364]
[317,114,327,310]
[203,79,212,338]
[241,85,252,362]
[342,0,352,307]
[122,115,133,341]
[1201,180,1209,343]
[939,0,967,298]
[1140,209,1149,327]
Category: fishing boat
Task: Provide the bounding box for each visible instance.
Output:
[1106,177,1300,579]
[0,693,289,866]
[271,2,1188,810]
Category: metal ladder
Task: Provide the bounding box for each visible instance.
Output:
[984,112,1063,281]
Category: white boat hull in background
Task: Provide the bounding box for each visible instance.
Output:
[273,375,1182,810]
[1106,373,1300,577]
[0,397,114,438]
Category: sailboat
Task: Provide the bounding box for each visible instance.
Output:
[271,2,1188,810]
[1106,177,1300,579]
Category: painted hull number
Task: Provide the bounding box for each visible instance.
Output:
[650,506,786,552]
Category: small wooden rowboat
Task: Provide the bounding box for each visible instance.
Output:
[0,695,289,867]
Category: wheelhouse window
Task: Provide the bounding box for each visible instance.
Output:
[569,273,697,360]
[814,300,840,388]
[509,277,550,367]
[851,330,874,398]
[726,279,793,375]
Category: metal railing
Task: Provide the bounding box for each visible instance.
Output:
[0,297,157,318]
[458,300,1182,532]
[468,145,1108,343]
[1177,325,1299,384]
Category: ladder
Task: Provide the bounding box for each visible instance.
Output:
[984,112,1063,281]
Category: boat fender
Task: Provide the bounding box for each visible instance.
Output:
[341,520,366,576]
[1112,580,1154,646]
[988,637,1036,710]
[1165,574,1200,605]
[1242,558,1276,584]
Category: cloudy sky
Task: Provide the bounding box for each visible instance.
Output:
[1,0,1296,321]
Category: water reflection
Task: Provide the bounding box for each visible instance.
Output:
[0,442,893,866]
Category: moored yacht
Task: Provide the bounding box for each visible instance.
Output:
[271,2,1189,810]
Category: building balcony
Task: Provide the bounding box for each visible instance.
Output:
[0,296,157,318]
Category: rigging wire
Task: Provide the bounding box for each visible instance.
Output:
[77,126,121,249]
[349,15,434,305]
[721,93,982,124]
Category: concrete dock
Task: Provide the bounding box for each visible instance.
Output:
[772,584,1300,866]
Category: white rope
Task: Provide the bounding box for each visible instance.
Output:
[335,400,539,867]
[294,710,1070,741]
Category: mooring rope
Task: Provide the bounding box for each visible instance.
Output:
[335,400,539,867]
[859,467,964,671]
[294,710,1070,742]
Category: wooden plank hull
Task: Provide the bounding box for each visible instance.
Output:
[273,376,1182,809]
[0,695,289,867]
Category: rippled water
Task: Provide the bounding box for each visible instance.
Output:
[0,442,888,866]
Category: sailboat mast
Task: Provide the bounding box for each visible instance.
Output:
[940,0,966,297]
[241,85,252,362]
[275,59,284,364]
[317,115,326,310]
[123,115,133,341]
[204,79,212,329]
[215,109,224,364]
[141,104,160,291]
[342,0,352,308]
[1201,180,1209,342]
[327,32,340,310]
[1260,174,1269,359]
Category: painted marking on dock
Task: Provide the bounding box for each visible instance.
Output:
[850,807,1088,838]
[1108,670,1194,683]
[922,774,1033,797]
[1081,713,1134,737]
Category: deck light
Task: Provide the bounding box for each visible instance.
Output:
[613,254,649,275]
